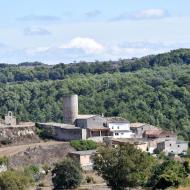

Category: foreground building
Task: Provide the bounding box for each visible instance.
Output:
[69,150,96,171]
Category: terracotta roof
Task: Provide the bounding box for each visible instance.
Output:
[144,129,176,138]
[130,123,146,128]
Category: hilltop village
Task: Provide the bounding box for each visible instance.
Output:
[37,94,188,157]
[0,94,188,158]
[0,94,189,189]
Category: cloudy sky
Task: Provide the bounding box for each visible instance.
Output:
[0,0,190,64]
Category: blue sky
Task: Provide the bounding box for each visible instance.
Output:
[0,0,190,64]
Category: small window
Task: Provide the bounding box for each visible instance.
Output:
[115,133,119,136]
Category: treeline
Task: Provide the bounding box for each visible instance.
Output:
[0,64,189,140]
[0,48,190,83]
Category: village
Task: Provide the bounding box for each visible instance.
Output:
[0,94,188,175]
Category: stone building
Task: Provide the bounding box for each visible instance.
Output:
[4,111,17,126]
[130,123,157,138]
[38,122,87,141]
[69,150,96,171]
[157,140,188,155]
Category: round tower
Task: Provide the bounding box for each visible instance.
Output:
[63,94,78,124]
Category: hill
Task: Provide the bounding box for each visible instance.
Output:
[0,49,189,140]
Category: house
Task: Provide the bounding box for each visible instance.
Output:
[107,117,135,138]
[75,115,109,140]
[130,123,157,138]
[69,150,96,170]
[157,140,188,155]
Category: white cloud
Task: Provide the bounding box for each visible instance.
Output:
[111,8,169,21]
[60,37,105,54]
[132,9,169,19]
[24,27,51,36]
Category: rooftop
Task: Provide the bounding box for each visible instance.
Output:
[130,123,146,128]
[69,150,96,155]
[106,117,129,123]
[76,115,96,119]
[38,122,77,129]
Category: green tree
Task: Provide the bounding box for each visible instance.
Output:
[92,144,156,190]
[52,159,82,190]
[150,160,187,189]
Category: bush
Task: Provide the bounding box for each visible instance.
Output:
[52,159,82,189]
[0,170,34,190]
[0,156,9,166]
[70,140,97,151]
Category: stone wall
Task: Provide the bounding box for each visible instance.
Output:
[0,126,40,145]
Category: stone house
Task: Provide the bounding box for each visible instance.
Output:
[157,140,188,155]
[130,123,157,138]
[69,150,96,170]
[75,115,109,139]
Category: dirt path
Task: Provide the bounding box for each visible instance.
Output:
[0,141,67,157]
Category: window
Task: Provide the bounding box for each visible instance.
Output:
[112,127,114,129]
[121,133,124,135]
[170,144,172,146]
[115,133,119,136]
[117,126,119,129]
[178,145,180,148]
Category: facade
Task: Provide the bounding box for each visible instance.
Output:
[130,123,157,138]
[157,140,188,155]
[4,111,17,126]
[69,150,96,170]
[75,115,107,129]
[109,138,149,152]
[108,122,135,138]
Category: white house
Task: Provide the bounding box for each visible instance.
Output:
[108,121,135,138]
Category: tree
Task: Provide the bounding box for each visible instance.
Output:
[52,159,82,190]
[0,170,33,190]
[150,160,187,189]
[92,144,156,190]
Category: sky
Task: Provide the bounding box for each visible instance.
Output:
[0,0,190,64]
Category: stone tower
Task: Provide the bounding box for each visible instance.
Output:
[63,94,78,124]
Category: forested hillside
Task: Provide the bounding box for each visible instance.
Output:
[0,49,190,139]
[0,48,189,83]
[0,49,189,140]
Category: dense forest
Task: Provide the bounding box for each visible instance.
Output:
[0,48,189,83]
[0,49,190,140]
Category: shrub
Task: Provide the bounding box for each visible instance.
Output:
[70,140,97,151]
[52,159,82,189]
[0,156,9,166]
[0,170,34,190]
